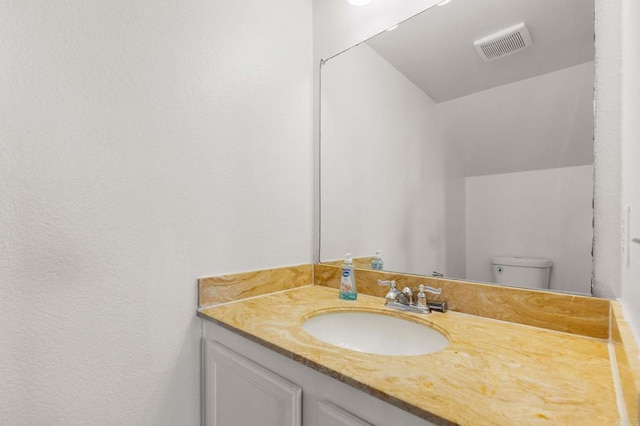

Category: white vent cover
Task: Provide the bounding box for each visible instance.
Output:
[474,23,533,62]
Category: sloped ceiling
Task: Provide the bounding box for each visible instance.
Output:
[362,0,595,177]
[366,0,594,103]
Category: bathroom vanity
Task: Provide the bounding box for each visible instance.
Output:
[201,307,437,426]
[198,284,619,426]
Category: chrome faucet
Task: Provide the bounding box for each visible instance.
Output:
[377,280,447,314]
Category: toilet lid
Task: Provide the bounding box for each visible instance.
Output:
[491,256,553,268]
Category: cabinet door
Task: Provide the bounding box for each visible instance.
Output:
[317,400,372,426]
[204,340,302,426]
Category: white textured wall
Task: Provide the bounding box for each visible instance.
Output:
[320,44,465,277]
[621,0,640,339]
[593,0,623,298]
[465,166,594,294]
[440,63,594,177]
[0,0,312,424]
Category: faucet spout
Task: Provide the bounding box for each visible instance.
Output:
[401,287,414,305]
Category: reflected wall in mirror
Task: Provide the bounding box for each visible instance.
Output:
[320,0,595,295]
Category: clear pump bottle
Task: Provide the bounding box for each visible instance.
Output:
[371,250,384,270]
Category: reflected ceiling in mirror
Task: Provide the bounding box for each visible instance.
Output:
[319,0,595,295]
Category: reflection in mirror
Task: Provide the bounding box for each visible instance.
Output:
[320,0,595,295]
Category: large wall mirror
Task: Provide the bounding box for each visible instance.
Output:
[320,0,595,295]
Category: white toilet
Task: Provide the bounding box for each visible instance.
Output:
[490,256,553,290]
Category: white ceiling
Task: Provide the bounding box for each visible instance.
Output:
[366,0,595,103]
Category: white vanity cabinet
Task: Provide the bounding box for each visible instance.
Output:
[203,340,302,426]
[202,320,438,426]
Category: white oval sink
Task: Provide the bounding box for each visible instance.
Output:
[302,311,449,356]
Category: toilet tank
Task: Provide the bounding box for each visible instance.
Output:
[491,257,552,289]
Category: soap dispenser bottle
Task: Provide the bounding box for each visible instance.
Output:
[339,253,357,300]
[371,250,384,270]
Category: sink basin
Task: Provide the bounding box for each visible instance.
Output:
[302,311,449,356]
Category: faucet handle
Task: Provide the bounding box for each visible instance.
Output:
[377,280,397,289]
[418,285,447,313]
[419,284,441,295]
[379,280,401,304]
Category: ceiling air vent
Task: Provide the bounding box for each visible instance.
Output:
[474,23,533,62]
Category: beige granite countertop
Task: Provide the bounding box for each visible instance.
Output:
[198,285,619,425]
